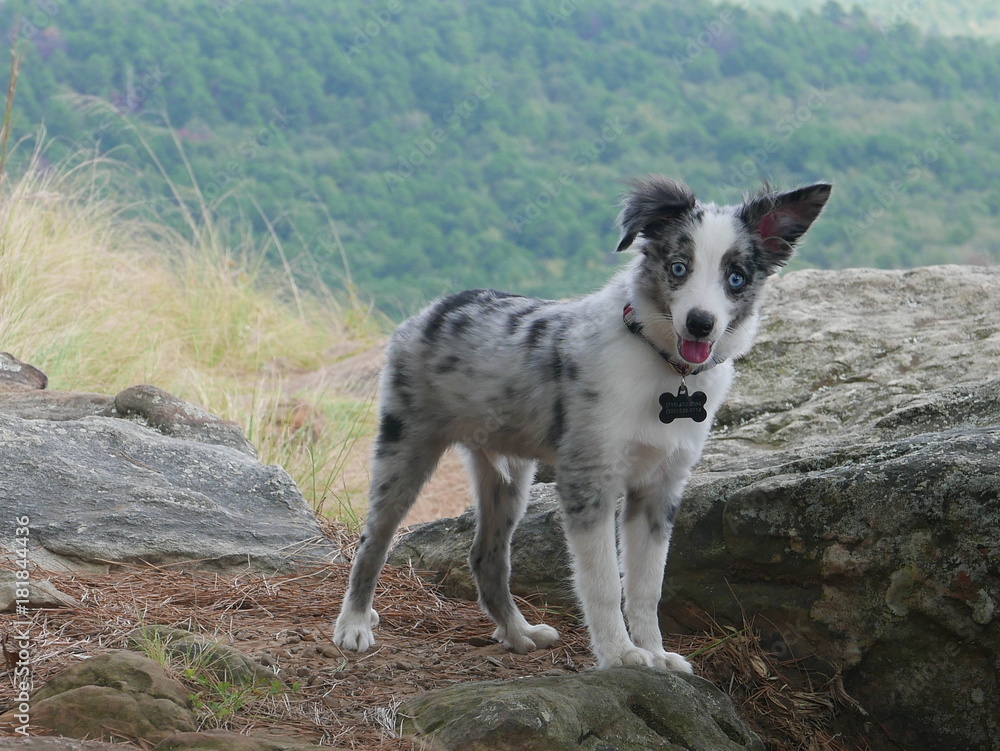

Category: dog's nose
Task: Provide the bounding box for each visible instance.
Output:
[685,309,715,339]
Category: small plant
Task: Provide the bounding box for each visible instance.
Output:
[131,622,301,729]
[183,668,288,727]
[130,622,174,668]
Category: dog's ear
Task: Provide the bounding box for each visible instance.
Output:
[616,176,697,252]
[740,183,832,272]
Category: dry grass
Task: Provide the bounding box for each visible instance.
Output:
[695,618,879,751]
[1,529,880,750]
[0,145,378,517]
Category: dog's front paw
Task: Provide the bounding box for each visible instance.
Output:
[494,623,560,654]
[598,645,659,669]
[523,623,560,649]
[648,649,694,674]
[597,645,693,672]
[333,608,380,653]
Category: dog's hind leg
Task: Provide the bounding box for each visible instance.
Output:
[334,419,447,653]
[466,450,559,653]
[621,477,693,674]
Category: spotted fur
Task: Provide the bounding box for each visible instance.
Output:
[334,176,831,671]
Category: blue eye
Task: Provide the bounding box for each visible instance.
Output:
[728,270,747,290]
[670,262,688,278]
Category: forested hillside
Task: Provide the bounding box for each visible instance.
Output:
[3,0,999,315]
[732,0,1000,38]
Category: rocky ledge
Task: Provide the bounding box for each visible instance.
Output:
[391,265,1000,751]
[0,377,338,573]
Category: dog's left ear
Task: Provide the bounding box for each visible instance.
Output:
[740,183,832,272]
[616,176,697,252]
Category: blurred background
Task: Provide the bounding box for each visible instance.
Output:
[2,0,997,319]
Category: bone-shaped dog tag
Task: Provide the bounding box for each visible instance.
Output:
[658,382,708,423]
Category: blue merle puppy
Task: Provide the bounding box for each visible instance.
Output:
[334,176,831,672]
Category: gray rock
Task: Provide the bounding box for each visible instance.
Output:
[705,264,1000,468]
[115,384,257,457]
[0,385,255,454]
[0,389,337,573]
[0,651,196,744]
[400,665,763,751]
[28,651,193,708]
[0,570,79,611]
[0,353,47,392]
[0,391,114,420]
[680,427,999,751]
[391,266,1000,751]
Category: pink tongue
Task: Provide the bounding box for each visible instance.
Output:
[680,339,711,364]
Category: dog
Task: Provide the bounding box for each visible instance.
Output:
[334,176,831,672]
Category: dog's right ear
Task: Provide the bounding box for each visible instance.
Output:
[740,183,832,272]
[616,176,697,252]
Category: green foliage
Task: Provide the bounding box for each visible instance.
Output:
[131,623,296,728]
[2,0,999,317]
[183,668,290,727]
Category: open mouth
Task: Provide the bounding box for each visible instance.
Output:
[679,338,712,365]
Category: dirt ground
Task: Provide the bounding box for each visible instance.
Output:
[0,559,593,749]
[0,534,884,750]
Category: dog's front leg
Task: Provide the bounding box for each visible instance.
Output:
[558,465,657,669]
[621,476,693,674]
